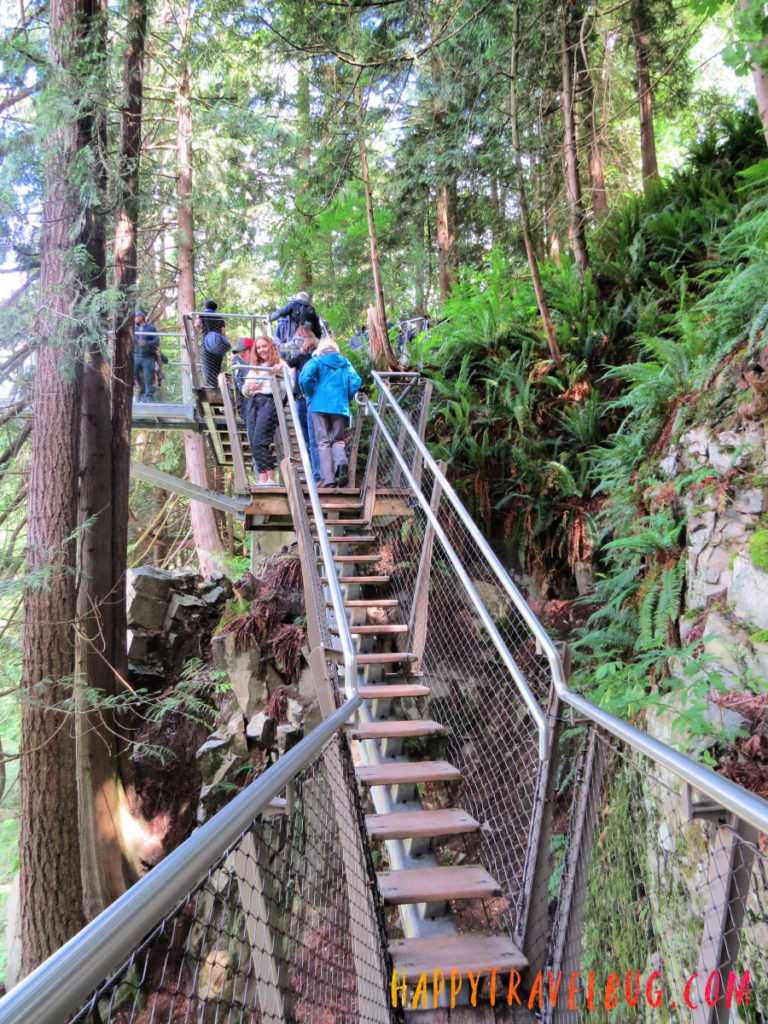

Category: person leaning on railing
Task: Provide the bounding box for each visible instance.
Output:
[299,339,362,489]
[240,335,288,487]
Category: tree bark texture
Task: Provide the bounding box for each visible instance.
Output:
[431,48,459,301]
[355,82,398,370]
[560,3,589,278]
[575,23,608,221]
[20,0,90,971]
[176,3,224,577]
[631,0,659,190]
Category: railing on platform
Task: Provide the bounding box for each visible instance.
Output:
[0,700,394,1024]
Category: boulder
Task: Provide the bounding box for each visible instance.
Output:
[127,593,168,630]
[126,565,175,604]
[211,632,270,719]
[246,711,276,749]
[729,556,768,630]
[276,723,302,754]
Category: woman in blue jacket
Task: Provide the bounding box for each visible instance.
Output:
[299,340,362,488]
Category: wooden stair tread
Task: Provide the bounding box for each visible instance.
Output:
[320,575,390,584]
[320,534,377,544]
[357,684,430,698]
[350,719,444,739]
[331,624,408,635]
[316,518,369,527]
[377,865,500,904]
[366,808,479,839]
[355,760,461,785]
[327,599,400,608]
[390,934,527,982]
[356,652,417,663]
[321,554,382,563]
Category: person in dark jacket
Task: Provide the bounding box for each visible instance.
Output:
[269,291,322,342]
[194,299,229,386]
[299,340,362,488]
[134,310,159,402]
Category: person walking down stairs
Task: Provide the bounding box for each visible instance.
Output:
[241,335,288,486]
[299,339,361,489]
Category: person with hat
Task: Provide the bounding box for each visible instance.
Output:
[194,299,229,387]
[134,310,160,402]
[269,291,322,345]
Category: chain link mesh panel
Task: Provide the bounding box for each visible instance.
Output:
[546,726,768,1023]
[66,734,392,1024]
[365,381,553,941]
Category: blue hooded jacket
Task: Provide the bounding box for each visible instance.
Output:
[299,351,362,418]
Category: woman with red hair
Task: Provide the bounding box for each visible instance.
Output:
[241,335,288,485]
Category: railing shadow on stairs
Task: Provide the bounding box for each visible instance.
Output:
[3,367,768,1024]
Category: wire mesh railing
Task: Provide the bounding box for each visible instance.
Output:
[0,702,393,1024]
[543,724,767,1023]
[362,372,554,944]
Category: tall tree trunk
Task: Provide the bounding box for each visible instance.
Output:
[20,0,91,972]
[631,0,659,190]
[176,1,224,576]
[431,48,459,301]
[296,68,313,292]
[561,3,589,278]
[76,0,149,920]
[510,3,563,370]
[575,24,608,220]
[739,0,768,147]
[354,81,397,370]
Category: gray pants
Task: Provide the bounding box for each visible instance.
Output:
[312,411,347,486]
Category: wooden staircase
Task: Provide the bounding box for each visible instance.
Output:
[307,495,529,1002]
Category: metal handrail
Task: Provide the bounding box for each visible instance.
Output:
[280,366,358,700]
[370,370,768,835]
[0,697,361,1024]
[363,388,549,759]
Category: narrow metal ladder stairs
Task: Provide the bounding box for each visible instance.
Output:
[308,503,529,989]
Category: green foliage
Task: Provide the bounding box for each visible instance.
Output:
[748,529,768,569]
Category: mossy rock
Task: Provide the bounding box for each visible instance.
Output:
[749,529,768,569]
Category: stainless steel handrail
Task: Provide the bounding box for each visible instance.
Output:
[280,366,358,700]
[370,370,768,835]
[0,697,361,1024]
[363,388,549,759]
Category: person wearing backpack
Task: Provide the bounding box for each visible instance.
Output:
[269,291,322,343]
[194,299,230,387]
[299,339,362,488]
[134,310,160,402]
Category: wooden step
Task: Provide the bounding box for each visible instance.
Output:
[356,652,417,664]
[377,865,500,904]
[357,684,430,698]
[350,719,444,740]
[321,554,382,564]
[316,518,369,527]
[326,599,400,608]
[355,760,461,786]
[320,575,390,585]
[320,534,377,544]
[318,499,363,510]
[366,808,479,840]
[390,934,527,983]
[331,624,408,635]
